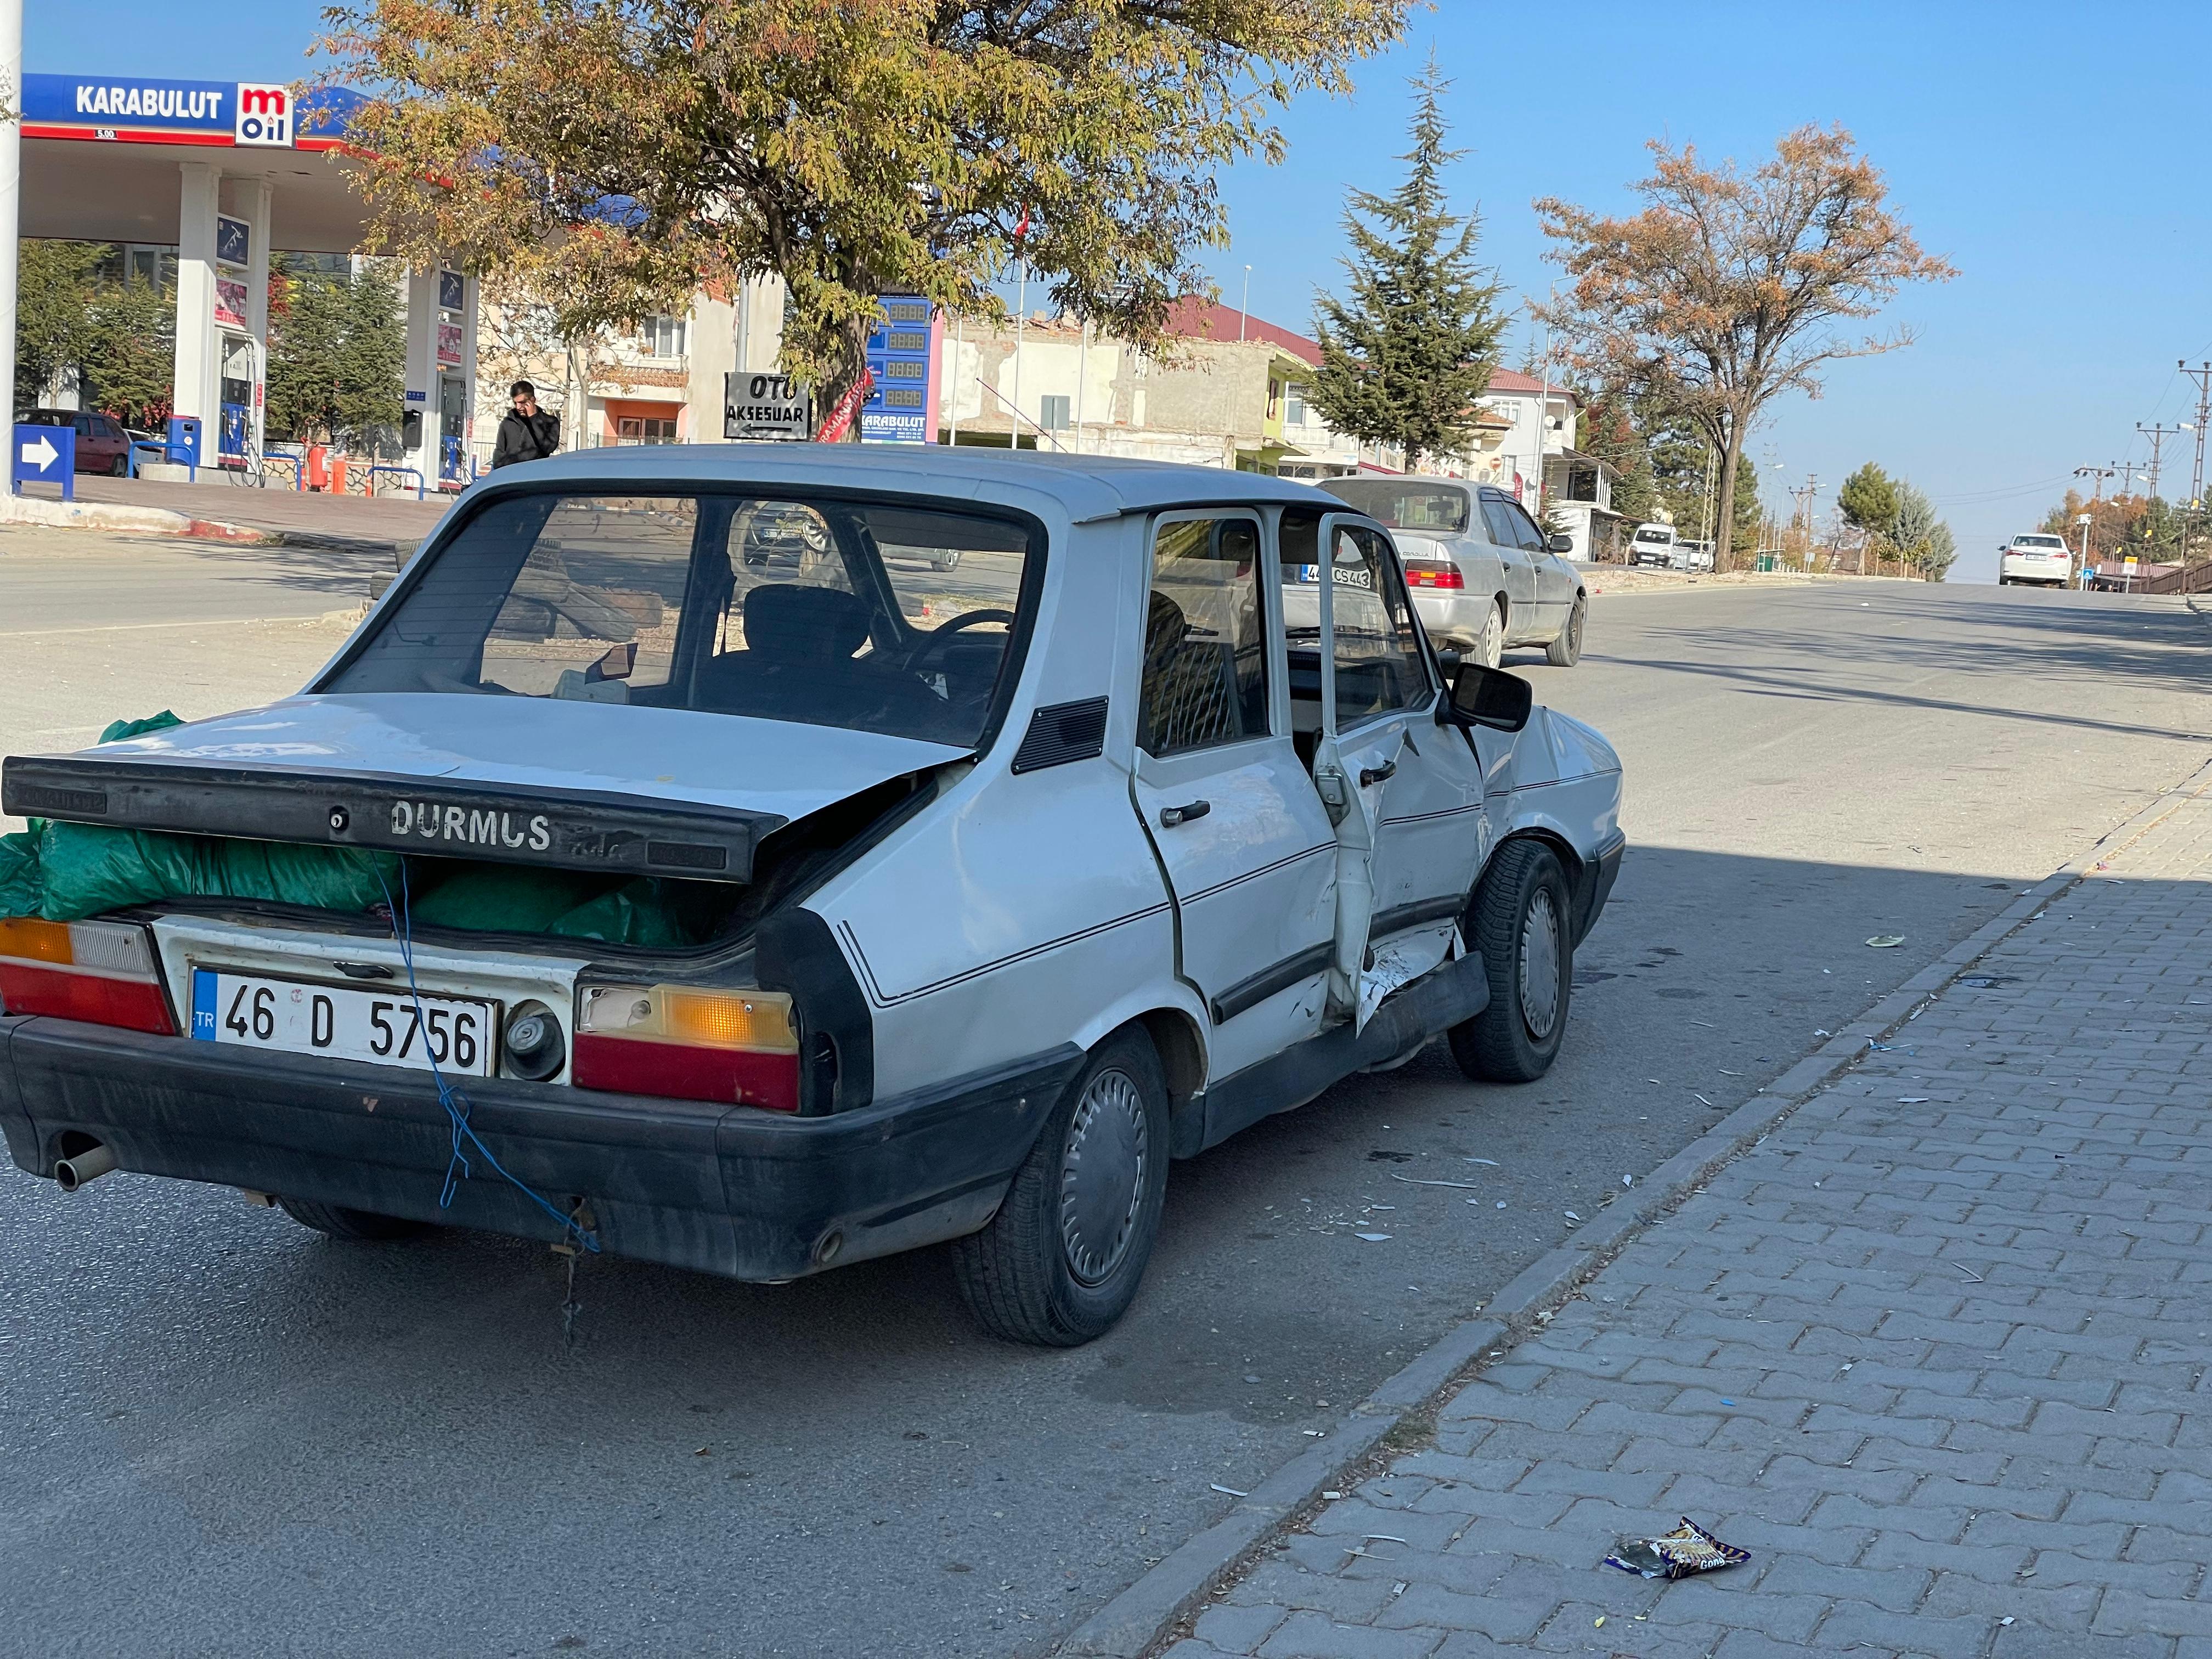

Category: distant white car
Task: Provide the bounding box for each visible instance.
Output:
[1677,539,1717,574]
[1628,523,1678,567]
[1999,534,2072,587]
[1318,477,1588,668]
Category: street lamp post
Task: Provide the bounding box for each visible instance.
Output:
[1239,265,1250,343]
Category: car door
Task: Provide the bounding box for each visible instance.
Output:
[1130,510,1339,1081]
[1496,496,1572,635]
[1294,512,1485,1029]
[1479,490,1541,641]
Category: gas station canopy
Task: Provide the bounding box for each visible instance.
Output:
[16,72,479,490]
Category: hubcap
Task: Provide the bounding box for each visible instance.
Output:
[1482,605,1504,668]
[1060,1069,1149,1286]
[1519,889,1562,1039]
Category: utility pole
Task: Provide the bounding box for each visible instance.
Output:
[2074,463,2118,500]
[2137,421,2185,501]
[2183,362,2212,509]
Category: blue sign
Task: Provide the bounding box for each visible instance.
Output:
[861,296,935,444]
[12,422,76,500]
[21,74,365,148]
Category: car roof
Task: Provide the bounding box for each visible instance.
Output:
[494,443,1346,522]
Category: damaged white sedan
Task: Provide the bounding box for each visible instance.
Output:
[0,449,1622,1345]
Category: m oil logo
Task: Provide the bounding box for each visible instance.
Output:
[234,83,292,147]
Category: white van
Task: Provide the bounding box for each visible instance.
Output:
[1628,523,1678,568]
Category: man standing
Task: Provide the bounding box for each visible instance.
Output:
[491,380,561,468]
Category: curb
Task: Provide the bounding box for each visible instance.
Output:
[1056,754,2212,1659]
[0,492,280,543]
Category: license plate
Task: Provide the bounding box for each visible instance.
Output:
[1293,564,1374,589]
[191,970,497,1076]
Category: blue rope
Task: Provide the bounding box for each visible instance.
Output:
[375,864,599,1255]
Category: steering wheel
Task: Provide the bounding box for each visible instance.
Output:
[907,607,1016,665]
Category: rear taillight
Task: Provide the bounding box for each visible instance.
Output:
[1403,562,1465,590]
[0,917,174,1035]
[572,983,801,1111]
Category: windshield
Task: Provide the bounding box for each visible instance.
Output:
[1634,527,1672,543]
[1319,479,1470,534]
[326,490,1037,749]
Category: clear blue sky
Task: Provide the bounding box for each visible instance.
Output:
[33,0,2212,583]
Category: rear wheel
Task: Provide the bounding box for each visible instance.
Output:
[275,1197,430,1241]
[1451,839,1573,1084]
[1473,599,1505,668]
[952,1028,1170,1346]
[1545,597,1586,667]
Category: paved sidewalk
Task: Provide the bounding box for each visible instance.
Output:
[1171,777,2212,1658]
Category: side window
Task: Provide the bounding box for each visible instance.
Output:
[1328,524,1430,723]
[1139,516,1269,757]
[1478,495,1522,549]
[1504,501,1548,551]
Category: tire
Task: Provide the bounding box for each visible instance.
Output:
[275,1196,431,1241]
[110,455,129,477]
[952,1028,1170,1346]
[1449,839,1573,1084]
[1473,599,1505,668]
[1545,597,1585,667]
[930,549,962,573]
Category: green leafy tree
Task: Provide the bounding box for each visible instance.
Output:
[1309,59,1507,471]
[81,277,177,429]
[266,259,405,445]
[321,0,1412,427]
[1837,462,1898,537]
[1889,482,1951,579]
[15,240,105,410]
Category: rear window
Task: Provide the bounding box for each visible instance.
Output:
[1320,480,1471,534]
[326,490,1037,749]
[2014,536,2066,549]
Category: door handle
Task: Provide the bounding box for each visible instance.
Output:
[1359,760,1397,788]
[1159,799,1212,827]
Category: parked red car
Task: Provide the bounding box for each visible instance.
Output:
[18,409,133,476]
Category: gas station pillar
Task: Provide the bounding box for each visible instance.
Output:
[172,161,221,426]
[401,263,438,483]
[242,176,272,459]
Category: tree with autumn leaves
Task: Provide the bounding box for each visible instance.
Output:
[318,0,1414,429]
[1537,126,1954,569]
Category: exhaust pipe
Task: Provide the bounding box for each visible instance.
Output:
[54,1144,116,1192]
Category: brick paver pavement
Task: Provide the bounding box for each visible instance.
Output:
[1170,779,2212,1659]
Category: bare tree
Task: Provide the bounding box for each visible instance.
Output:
[1536,126,1954,568]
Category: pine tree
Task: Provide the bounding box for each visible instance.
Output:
[1308,60,1505,472]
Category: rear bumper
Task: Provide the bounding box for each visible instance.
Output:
[0,1014,1076,1280]
[1408,589,1490,646]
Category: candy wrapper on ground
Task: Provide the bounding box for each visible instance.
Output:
[1605,1517,1750,1580]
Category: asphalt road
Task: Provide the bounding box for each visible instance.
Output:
[1,568,2207,1658]
[0,525,390,633]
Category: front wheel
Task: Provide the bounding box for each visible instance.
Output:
[930,548,962,573]
[1451,839,1573,1084]
[1545,597,1586,667]
[952,1028,1170,1346]
[110,454,130,477]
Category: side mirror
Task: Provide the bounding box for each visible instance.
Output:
[1442,662,1532,733]
[1546,533,1573,555]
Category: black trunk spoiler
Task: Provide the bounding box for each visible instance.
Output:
[2,754,777,883]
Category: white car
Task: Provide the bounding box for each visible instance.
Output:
[1628,522,1678,567]
[1319,478,1588,668]
[0,450,1623,1346]
[1999,534,2072,587]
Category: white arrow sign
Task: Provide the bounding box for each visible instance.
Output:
[19,435,57,471]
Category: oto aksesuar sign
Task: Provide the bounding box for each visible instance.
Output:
[725,373,812,442]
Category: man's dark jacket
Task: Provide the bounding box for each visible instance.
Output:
[491,408,560,469]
